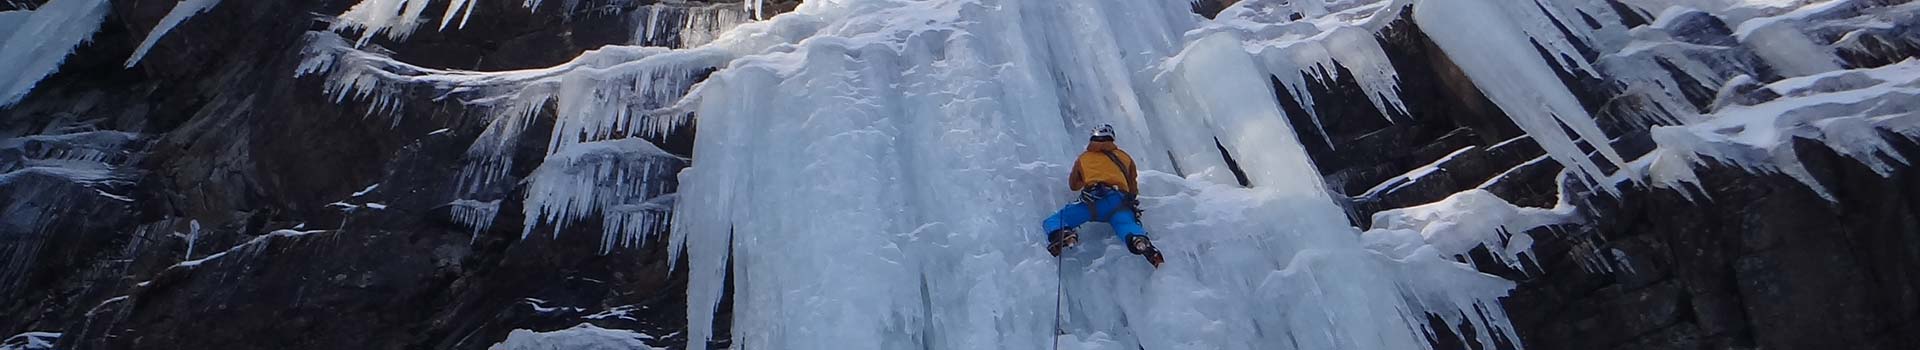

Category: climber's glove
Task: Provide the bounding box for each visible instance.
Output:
[1077,187,1104,204]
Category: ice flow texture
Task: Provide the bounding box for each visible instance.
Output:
[286,0,1692,348]
[671,1,1522,349]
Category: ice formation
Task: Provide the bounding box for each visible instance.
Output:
[1360,146,1477,199]
[1729,1,1860,76]
[523,138,684,252]
[331,0,479,46]
[1569,0,1920,200]
[668,1,1528,349]
[1638,59,1920,200]
[332,0,768,47]
[125,0,224,67]
[450,199,502,241]
[288,0,1920,348]
[629,2,755,48]
[1413,0,1625,188]
[1364,189,1580,272]
[0,332,58,350]
[0,0,112,107]
[0,11,27,38]
[297,0,779,252]
[162,229,325,270]
[490,323,663,350]
[184,220,201,260]
[1192,0,1411,147]
[0,130,140,248]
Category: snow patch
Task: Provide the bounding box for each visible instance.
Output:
[584,304,644,321]
[84,295,127,317]
[0,332,57,350]
[165,229,325,270]
[1364,189,1581,271]
[1360,145,1476,198]
[490,323,662,350]
[1634,59,1920,200]
[351,183,380,197]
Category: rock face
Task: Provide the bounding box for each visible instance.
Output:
[1,1,1916,350]
[1,0,754,349]
[1276,5,1920,350]
[1498,138,1920,350]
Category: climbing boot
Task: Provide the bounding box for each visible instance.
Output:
[1127,236,1164,268]
[1047,228,1079,256]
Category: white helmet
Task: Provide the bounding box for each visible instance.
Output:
[1090,124,1115,140]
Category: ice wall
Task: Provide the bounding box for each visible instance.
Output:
[672,1,1521,349]
[298,0,1916,348]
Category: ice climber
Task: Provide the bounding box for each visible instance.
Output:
[1043,124,1165,268]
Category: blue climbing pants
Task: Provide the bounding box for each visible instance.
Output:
[1042,187,1146,241]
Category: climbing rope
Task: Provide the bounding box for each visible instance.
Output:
[1052,253,1066,350]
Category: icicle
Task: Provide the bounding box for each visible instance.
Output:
[297,30,726,200]
[125,0,223,68]
[449,199,501,242]
[1364,189,1581,271]
[1637,59,1920,201]
[522,138,685,253]
[630,2,755,48]
[330,0,434,46]
[1414,0,1627,190]
[184,220,200,260]
[1194,0,1411,146]
[0,0,112,107]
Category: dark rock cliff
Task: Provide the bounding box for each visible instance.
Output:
[1288,5,1920,350]
[0,0,773,349]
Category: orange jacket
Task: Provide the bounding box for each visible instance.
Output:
[1069,141,1139,195]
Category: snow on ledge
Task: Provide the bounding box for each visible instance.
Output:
[163,229,327,270]
[489,323,662,350]
[1363,188,1579,272]
[1630,59,1920,201]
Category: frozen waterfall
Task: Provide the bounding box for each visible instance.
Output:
[672,1,1520,349]
[292,0,1919,348]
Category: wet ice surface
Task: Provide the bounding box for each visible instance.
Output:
[283,0,1920,348]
